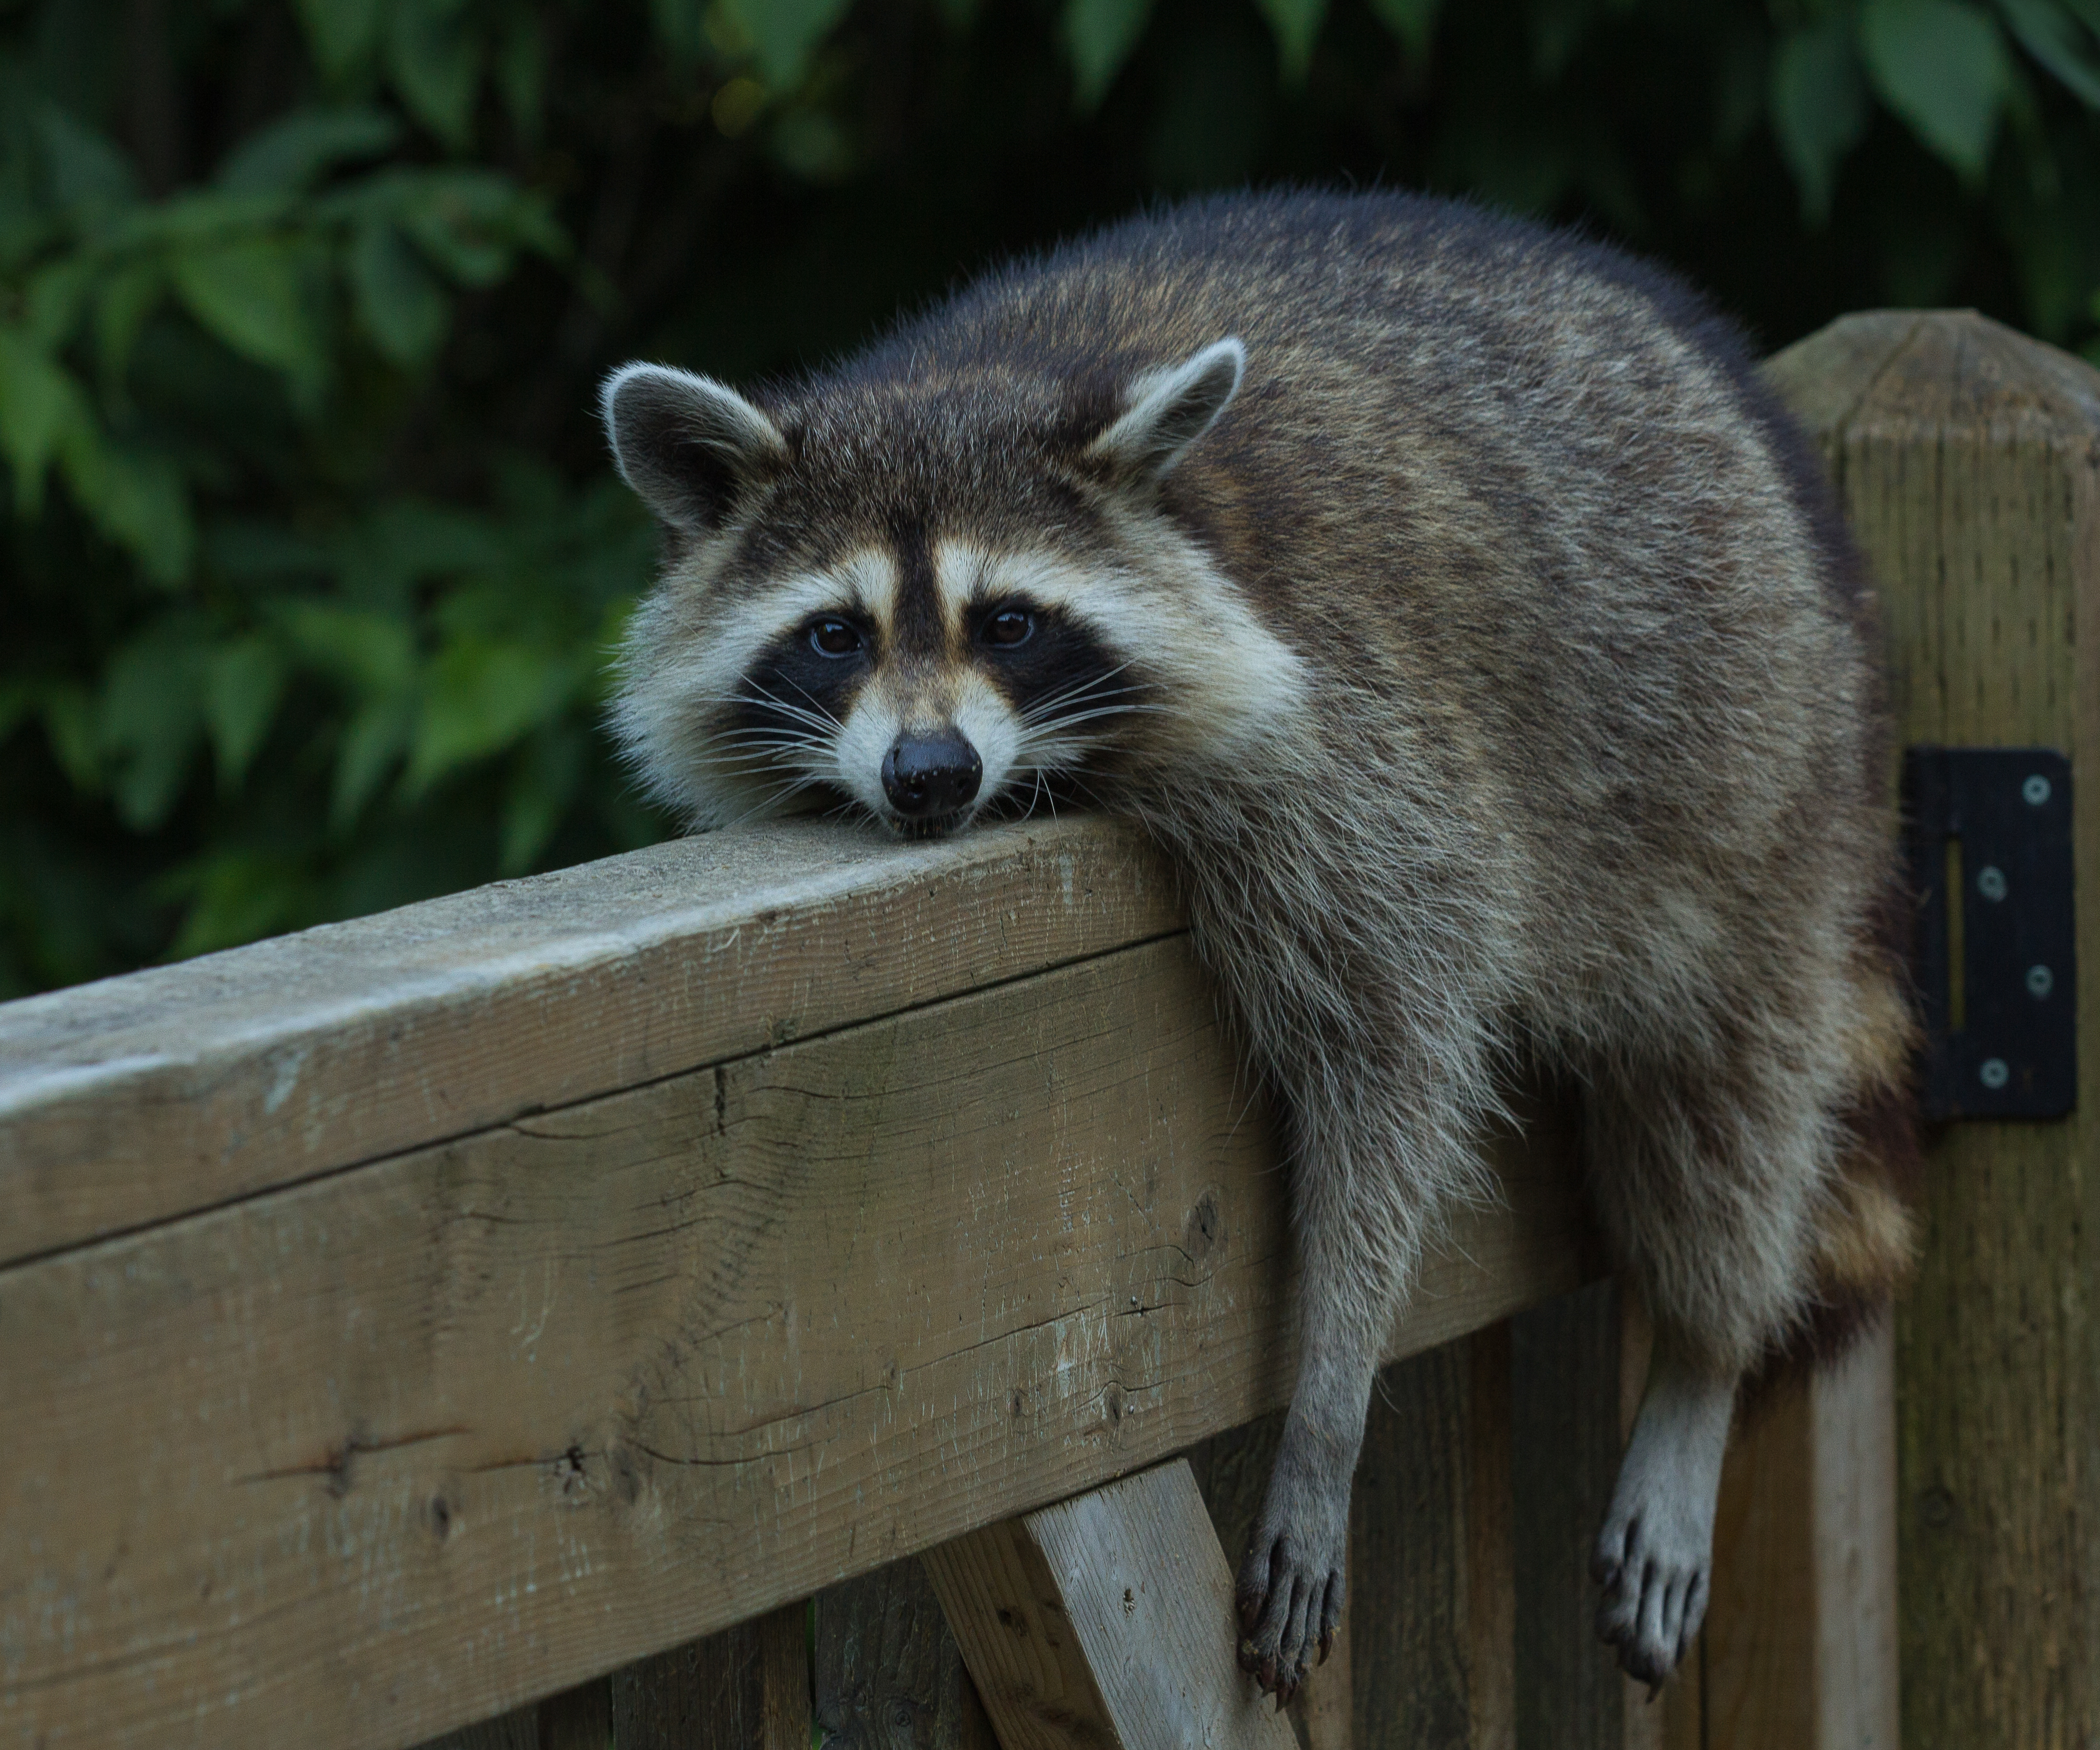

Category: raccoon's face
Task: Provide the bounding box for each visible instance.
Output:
[601,338,1305,836]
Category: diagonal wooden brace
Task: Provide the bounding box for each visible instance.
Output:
[924,1459,1299,1750]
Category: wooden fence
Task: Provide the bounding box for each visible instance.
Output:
[2,309,2094,1750]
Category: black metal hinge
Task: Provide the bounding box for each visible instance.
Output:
[1902,747,2076,1120]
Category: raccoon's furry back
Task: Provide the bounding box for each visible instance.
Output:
[615,189,1918,1375]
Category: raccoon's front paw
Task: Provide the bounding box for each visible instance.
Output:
[1590,1508,1709,1689]
[1234,1430,1352,1708]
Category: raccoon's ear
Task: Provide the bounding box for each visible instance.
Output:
[1087,337,1244,483]
[601,362,789,534]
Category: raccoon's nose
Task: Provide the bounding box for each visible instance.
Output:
[882,731,982,818]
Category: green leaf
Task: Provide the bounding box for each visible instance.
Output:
[161,851,309,960]
[723,0,854,89]
[499,729,583,873]
[496,12,549,141]
[1771,23,1871,222]
[336,498,506,604]
[1997,0,2100,106]
[206,520,334,582]
[0,327,91,514]
[404,639,563,796]
[1857,0,2011,180]
[35,106,141,212]
[348,221,450,366]
[294,0,387,81]
[387,0,485,150]
[25,257,93,351]
[204,637,287,790]
[91,445,195,587]
[368,170,561,286]
[170,236,328,407]
[1064,0,1156,108]
[648,0,711,62]
[216,107,403,194]
[40,684,103,793]
[332,693,415,830]
[1368,0,1444,59]
[104,188,289,252]
[770,112,856,181]
[276,602,417,696]
[100,628,208,830]
[93,261,166,392]
[1254,0,1330,82]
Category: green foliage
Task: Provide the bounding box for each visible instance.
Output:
[4,0,2100,997]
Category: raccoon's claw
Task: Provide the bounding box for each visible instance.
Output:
[1592,1518,1708,1688]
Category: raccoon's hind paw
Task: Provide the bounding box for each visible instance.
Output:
[1234,1540,1341,1708]
[1234,1438,1351,1707]
[1591,1513,1708,1687]
[1590,1355,1734,1688]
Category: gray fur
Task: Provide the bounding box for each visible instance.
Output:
[602,190,1916,1700]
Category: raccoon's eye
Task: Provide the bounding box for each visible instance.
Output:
[982,608,1035,649]
[808,618,863,658]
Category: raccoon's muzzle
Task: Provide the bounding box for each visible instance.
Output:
[882,729,982,819]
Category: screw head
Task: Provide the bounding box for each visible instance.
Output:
[1980,1057,2011,1091]
[2024,774,2053,807]
[2028,964,2055,999]
[1977,865,2009,902]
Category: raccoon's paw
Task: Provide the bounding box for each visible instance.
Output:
[1590,1509,1708,1688]
[1591,1356,1734,1689]
[1234,1433,1352,1707]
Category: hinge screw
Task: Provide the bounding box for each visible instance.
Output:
[2024,774,2053,807]
[2028,964,2055,999]
[1980,1058,2011,1090]
[1977,865,2009,901]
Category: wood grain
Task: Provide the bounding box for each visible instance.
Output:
[0,814,1179,1267]
[536,1681,612,1750]
[814,1560,993,1749]
[1509,1281,1630,1750]
[1349,1330,1514,1750]
[1772,309,2100,1749]
[0,935,1591,1750]
[928,1460,1299,1750]
[603,1603,811,1750]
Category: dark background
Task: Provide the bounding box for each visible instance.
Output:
[4,0,2098,995]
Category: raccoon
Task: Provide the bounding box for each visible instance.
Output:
[600,189,1918,1701]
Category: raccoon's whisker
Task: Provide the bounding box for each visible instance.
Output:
[717,770,832,830]
[1025,701,1168,733]
[711,729,835,755]
[1017,667,1155,725]
[725,682,843,734]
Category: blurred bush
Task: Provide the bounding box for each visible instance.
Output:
[3,0,2098,995]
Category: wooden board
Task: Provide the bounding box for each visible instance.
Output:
[0,814,1178,1267]
[1350,1329,1514,1750]
[605,1603,810,1750]
[925,1459,1299,1750]
[814,1560,992,1748]
[1509,1280,1636,1750]
[1700,1332,1899,1750]
[1767,309,2100,1749]
[0,934,1591,1750]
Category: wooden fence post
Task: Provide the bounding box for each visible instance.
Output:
[814,1560,993,1749]
[1766,310,2100,1748]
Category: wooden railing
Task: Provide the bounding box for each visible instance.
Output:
[4,309,2096,1750]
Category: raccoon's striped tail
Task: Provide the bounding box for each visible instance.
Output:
[1756,906,1923,1391]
